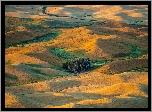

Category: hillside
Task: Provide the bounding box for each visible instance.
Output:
[5,5,148,108]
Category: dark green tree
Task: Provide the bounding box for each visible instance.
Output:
[62,58,91,75]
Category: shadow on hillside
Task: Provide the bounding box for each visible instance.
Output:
[27,49,64,68]
[119,5,148,17]
[139,84,148,95]
[85,20,148,58]
[86,21,147,37]
[86,23,148,73]
[96,38,132,57]
[101,59,148,74]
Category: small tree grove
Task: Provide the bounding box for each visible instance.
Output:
[62,58,91,75]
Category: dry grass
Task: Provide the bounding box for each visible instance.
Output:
[76,98,112,105]
[5,53,48,65]
[5,93,25,108]
[45,7,71,15]
[5,8,148,108]
[5,65,31,81]
[5,71,148,108]
[26,81,50,92]
[85,83,147,97]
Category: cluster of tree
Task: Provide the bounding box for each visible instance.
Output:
[63,58,91,75]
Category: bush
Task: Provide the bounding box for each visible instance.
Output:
[62,58,91,75]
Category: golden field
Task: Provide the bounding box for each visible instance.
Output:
[5,5,148,108]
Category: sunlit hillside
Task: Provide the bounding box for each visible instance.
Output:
[5,5,148,108]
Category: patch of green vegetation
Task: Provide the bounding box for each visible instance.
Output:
[29,69,49,76]
[124,66,148,72]
[50,48,112,72]
[49,64,70,73]
[113,42,148,59]
[50,48,86,62]
[24,63,44,68]
[24,63,71,74]
[113,53,131,58]
[90,59,112,69]
[45,20,100,28]
[5,67,70,87]
[140,50,148,55]
[5,31,60,48]
[24,24,44,31]
[5,73,18,80]
[50,48,78,61]
[29,67,70,80]
[25,64,45,68]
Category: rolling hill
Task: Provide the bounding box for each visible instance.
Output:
[5,5,148,108]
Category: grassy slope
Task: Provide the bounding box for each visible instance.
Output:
[5,16,148,108]
[5,16,148,85]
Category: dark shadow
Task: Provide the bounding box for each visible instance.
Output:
[99,96,148,108]
[5,32,59,48]
[85,20,148,73]
[27,48,64,68]
[86,21,147,37]
[119,5,148,13]
[139,84,148,95]
[103,59,148,74]
[120,5,147,10]
[96,38,132,56]
[5,73,19,87]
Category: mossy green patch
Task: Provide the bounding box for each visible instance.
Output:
[29,69,50,77]
[90,59,112,69]
[124,66,148,72]
[113,42,148,59]
[28,65,70,80]
[50,48,85,61]
[45,20,99,28]
[24,24,44,31]
[5,73,18,80]
[24,63,44,68]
